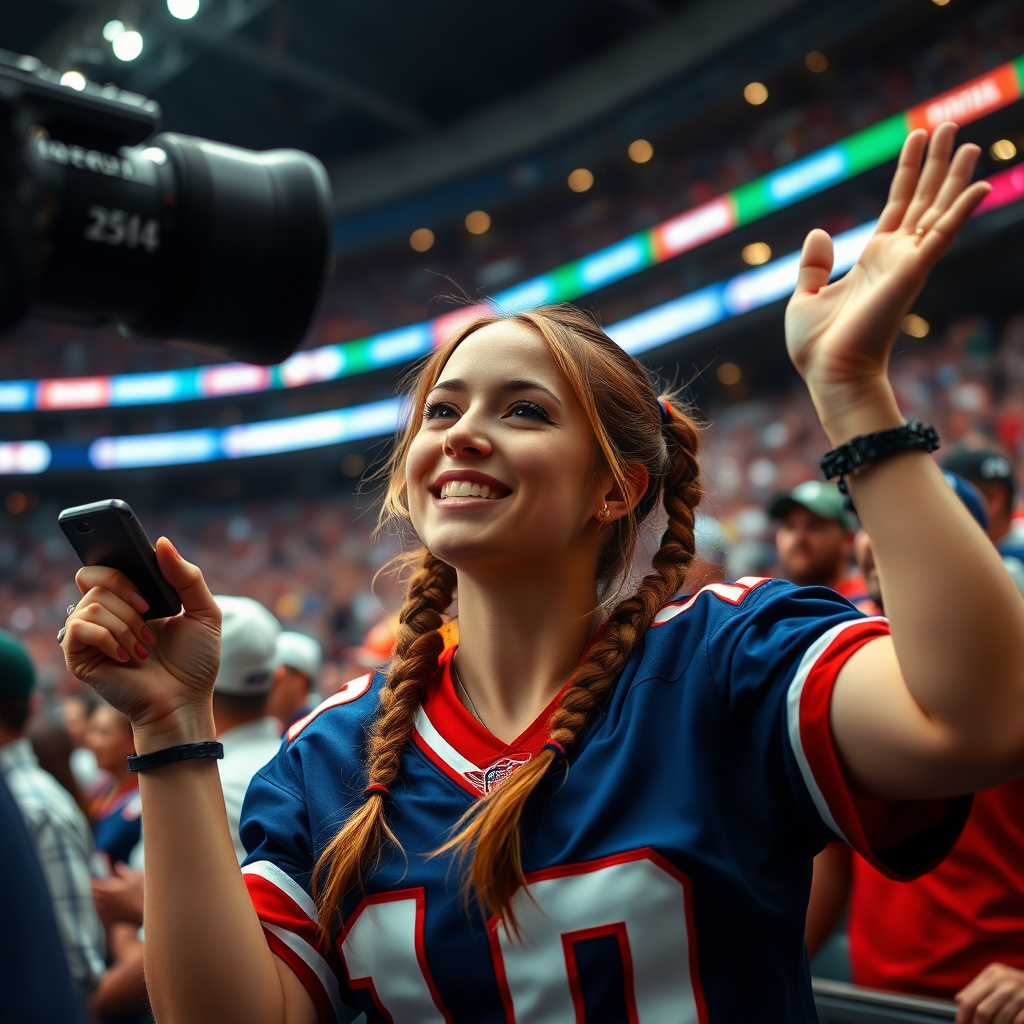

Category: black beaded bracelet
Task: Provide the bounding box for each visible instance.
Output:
[126,741,224,773]
[821,420,940,495]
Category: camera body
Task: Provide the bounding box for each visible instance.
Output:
[0,50,333,365]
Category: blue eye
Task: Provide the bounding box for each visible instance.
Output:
[423,400,458,420]
[509,400,553,422]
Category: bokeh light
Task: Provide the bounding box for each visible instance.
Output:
[568,168,594,192]
[465,210,491,235]
[744,82,768,105]
[409,228,435,252]
[628,139,654,163]
[717,363,743,385]
[741,242,772,265]
[901,314,930,338]
[805,51,828,73]
[112,30,144,61]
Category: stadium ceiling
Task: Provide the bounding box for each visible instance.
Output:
[4,0,917,217]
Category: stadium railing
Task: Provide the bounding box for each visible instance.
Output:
[813,980,956,1024]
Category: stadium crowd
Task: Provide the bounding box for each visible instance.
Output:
[5,295,1024,1019]
[1,0,1020,383]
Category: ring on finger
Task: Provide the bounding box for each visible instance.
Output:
[915,226,927,236]
[57,602,78,646]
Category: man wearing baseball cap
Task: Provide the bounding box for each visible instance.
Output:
[768,479,867,605]
[212,596,284,864]
[267,631,323,731]
[941,446,1024,564]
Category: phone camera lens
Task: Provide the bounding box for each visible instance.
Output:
[74,521,93,534]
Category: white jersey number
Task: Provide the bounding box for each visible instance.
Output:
[339,849,705,1023]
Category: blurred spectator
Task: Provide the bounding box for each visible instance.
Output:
[942,446,1024,568]
[345,618,398,672]
[806,472,1024,1020]
[1,772,87,1024]
[0,629,105,1002]
[213,596,285,864]
[89,922,148,1024]
[769,481,867,604]
[684,513,729,589]
[26,717,90,817]
[268,630,323,730]
[62,692,108,801]
[88,704,141,871]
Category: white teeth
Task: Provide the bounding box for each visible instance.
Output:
[439,480,501,499]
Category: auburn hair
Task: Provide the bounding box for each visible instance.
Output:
[313,304,702,936]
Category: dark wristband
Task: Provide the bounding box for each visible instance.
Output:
[126,741,224,773]
[821,420,940,495]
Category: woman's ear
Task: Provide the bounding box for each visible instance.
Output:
[598,463,650,523]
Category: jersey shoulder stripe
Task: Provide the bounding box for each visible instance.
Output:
[243,860,341,1024]
[653,575,771,626]
[285,672,375,743]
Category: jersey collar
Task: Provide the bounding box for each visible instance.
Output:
[412,645,563,798]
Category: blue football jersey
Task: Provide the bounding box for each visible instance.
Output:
[93,784,143,869]
[239,577,969,1024]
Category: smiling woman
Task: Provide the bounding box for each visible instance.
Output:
[58,126,1024,1024]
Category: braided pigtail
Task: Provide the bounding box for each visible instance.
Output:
[438,394,702,935]
[313,548,456,939]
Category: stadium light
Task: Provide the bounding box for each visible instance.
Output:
[102,20,125,41]
[628,139,654,163]
[59,71,87,91]
[5,173,1024,474]
[167,0,201,19]
[112,30,144,61]
[465,210,491,235]
[3,56,1022,415]
[410,228,435,252]
[741,242,772,265]
[805,52,828,73]
[901,314,930,338]
[991,139,1017,161]
[568,168,594,192]
[744,82,768,105]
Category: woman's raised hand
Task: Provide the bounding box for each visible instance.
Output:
[61,538,222,750]
[785,122,991,444]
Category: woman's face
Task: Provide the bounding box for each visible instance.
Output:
[86,704,135,774]
[406,322,609,576]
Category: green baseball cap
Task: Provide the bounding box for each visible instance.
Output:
[768,480,857,530]
[0,629,35,700]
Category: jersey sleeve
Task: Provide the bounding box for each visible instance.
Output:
[708,579,971,879]
[239,757,346,1024]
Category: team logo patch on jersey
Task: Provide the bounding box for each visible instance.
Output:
[465,755,531,794]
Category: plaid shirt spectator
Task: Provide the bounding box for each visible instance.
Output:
[0,737,106,995]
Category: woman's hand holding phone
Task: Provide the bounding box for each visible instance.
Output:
[61,537,223,753]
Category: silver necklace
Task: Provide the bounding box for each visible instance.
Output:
[452,656,488,730]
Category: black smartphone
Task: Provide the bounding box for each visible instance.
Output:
[58,499,182,620]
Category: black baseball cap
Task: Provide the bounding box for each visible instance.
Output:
[941,446,1015,499]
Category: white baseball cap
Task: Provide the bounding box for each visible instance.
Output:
[275,631,322,684]
[213,596,281,696]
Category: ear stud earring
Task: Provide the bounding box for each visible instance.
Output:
[598,503,610,521]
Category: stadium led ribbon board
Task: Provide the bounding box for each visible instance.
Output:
[0,54,1022,415]
[3,162,1021,474]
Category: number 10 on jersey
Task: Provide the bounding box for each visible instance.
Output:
[340,849,708,1023]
